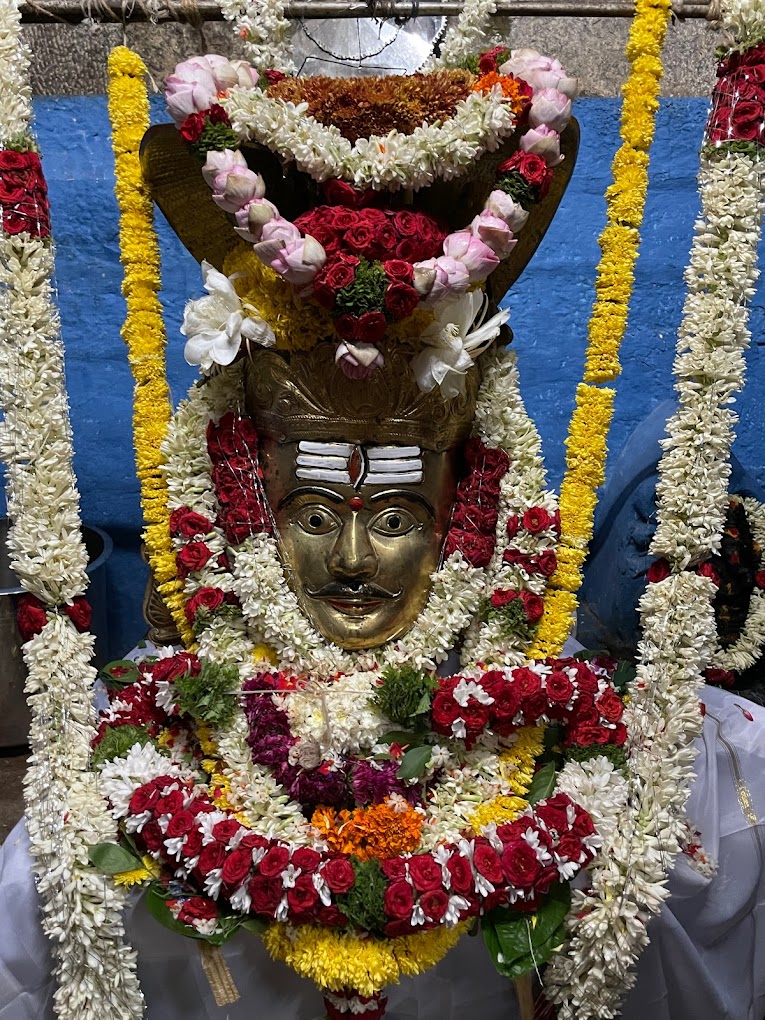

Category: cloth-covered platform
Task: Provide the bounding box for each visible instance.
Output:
[0,684,763,1019]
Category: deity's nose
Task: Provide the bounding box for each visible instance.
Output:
[327,513,377,580]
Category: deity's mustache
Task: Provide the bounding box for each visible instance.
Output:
[306,581,401,600]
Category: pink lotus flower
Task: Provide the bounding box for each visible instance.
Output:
[335,340,384,380]
[499,48,578,99]
[413,256,470,306]
[520,125,563,167]
[202,148,247,188]
[234,198,278,243]
[252,217,302,262]
[485,189,529,233]
[443,231,499,283]
[165,57,218,124]
[268,235,326,287]
[211,165,266,213]
[206,55,259,91]
[470,212,517,258]
[529,88,572,133]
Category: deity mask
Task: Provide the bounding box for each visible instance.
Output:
[141,67,579,652]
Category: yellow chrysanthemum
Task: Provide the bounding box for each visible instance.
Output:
[113,854,160,888]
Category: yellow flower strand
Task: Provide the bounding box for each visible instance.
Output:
[468,725,545,831]
[107,46,194,647]
[263,921,469,998]
[531,0,670,656]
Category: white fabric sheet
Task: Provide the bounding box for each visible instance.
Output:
[0,684,763,1019]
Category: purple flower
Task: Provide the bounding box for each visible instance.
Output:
[351,760,422,806]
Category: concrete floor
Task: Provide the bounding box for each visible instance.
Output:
[0,750,27,844]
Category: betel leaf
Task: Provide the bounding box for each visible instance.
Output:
[526,761,556,805]
[482,883,571,980]
[396,744,433,780]
[379,730,423,747]
[99,659,140,689]
[88,842,143,875]
[612,659,637,692]
[240,917,267,936]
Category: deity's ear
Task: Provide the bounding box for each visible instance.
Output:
[140,117,579,292]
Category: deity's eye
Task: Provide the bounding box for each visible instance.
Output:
[294,505,340,536]
[370,508,417,537]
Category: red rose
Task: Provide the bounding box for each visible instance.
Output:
[705,667,736,688]
[208,103,230,125]
[221,848,253,887]
[197,842,226,876]
[596,688,624,723]
[445,853,473,894]
[355,311,388,344]
[571,806,597,840]
[420,888,450,922]
[324,258,359,292]
[520,590,544,623]
[185,586,225,624]
[499,151,553,198]
[536,795,571,835]
[697,561,720,585]
[169,507,213,538]
[16,593,48,642]
[157,789,184,815]
[248,874,282,915]
[129,786,160,815]
[287,873,319,914]
[501,841,542,887]
[212,819,243,844]
[407,855,443,892]
[259,845,290,877]
[646,557,671,583]
[731,99,765,140]
[0,151,34,170]
[166,810,195,838]
[535,550,558,577]
[176,541,213,578]
[240,833,269,852]
[344,222,376,256]
[323,179,363,207]
[473,842,503,883]
[291,847,321,874]
[490,588,518,609]
[334,313,359,341]
[505,516,520,539]
[63,596,92,632]
[572,722,609,746]
[610,721,628,745]
[218,503,270,544]
[462,701,490,737]
[534,864,560,896]
[491,685,520,722]
[182,829,203,859]
[141,821,163,852]
[512,667,542,697]
[178,896,218,924]
[151,653,198,682]
[383,259,414,283]
[180,112,205,142]
[546,671,574,704]
[385,281,420,321]
[556,834,584,864]
[444,531,495,567]
[263,68,287,86]
[384,880,415,920]
[431,692,460,731]
[380,858,407,881]
[522,507,552,533]
[332,208,358,231]
[318,904,348,927]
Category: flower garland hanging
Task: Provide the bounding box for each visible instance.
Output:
[528,0,672,659]
[544,4,765,1015]
[0,4,143,1018]
[108,47,194,647]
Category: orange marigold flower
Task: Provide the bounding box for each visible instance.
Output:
[471,73,532,118]
[311,802,423,861]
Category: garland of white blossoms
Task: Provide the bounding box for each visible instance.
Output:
[429,0,501,69]
[221,85,518,192]
[218,0,296,74]
[544,3,765,1014]
[709,496,765,673]
[0,1,143,1016]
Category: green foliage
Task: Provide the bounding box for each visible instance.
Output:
[459,54,480,75]
[174,659,240,730]
[496,171,537,211]
[565,742,628,774]
[335,259,388,315]
[482,882,571,980]
[372,666,437,728]
[611,659,636,693]
[91,724,157,767]
[396,744,434,781]
[526,761,556,805]
[336,858,387,934]
[88,841,143,875]
[191,120,240,157]
[485,598,533,639]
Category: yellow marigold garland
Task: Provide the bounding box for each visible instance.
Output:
[468,725,544,831]
[107,46,194,647]
[532,0,670,655]
[263,921,469,997]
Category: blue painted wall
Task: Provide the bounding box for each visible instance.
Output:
[3,95,763,657]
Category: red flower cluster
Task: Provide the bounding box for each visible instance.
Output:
[0,150,51,238]
[497,151,554,201]
[490,586,545,622]
[430,659,626,748]
[207,411,272,545]
[296,204,445,265]
[443,438,510,567]
[708,43,765,144]
[169,506,214,539]
[16,592,92,642]
[168,895,218,932]
[179,103,230,144]
[478,45,510,76]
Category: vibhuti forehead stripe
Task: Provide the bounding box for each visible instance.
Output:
[295,442,423,487]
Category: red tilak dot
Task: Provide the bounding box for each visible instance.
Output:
[349,497,364,511]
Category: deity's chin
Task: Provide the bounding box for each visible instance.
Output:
[302,590,430,650]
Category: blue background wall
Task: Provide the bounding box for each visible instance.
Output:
[3,95,763,657]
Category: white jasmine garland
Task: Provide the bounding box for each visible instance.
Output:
[221,86,517,192]
[429,0,501,70]
[217,0,296,73]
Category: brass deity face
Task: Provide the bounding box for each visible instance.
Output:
[260,436,459,649]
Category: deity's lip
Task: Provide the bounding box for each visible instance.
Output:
[324,597,384,616]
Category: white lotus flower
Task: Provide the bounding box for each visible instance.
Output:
[410,291,510,398]
[181,260,275,372]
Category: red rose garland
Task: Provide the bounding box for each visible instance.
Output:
[0,150,51,237]
[707,42,765,145]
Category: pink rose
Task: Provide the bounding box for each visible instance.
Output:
[485,189,529,233]
[211,165,266,213]
[442,231,499,283]
[529,88,572,132]
[202,148,247,188]
[165,57,218,125]
[470,211,517,258]
[335,340,384,380]
[520,125,563,167]
[413,256,470,306]
[499,48,578,98]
